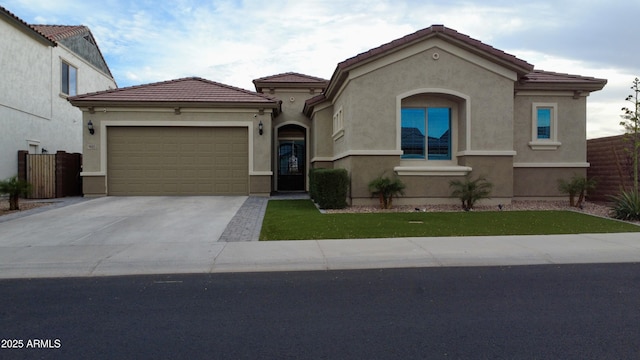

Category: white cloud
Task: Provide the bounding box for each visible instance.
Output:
[4,0,638,138]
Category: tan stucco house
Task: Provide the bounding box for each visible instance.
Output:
[69,25,606,205]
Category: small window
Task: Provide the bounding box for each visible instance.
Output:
[530,103,560,150]
[536,108,551,139]
[332,107,344,140]
[401,107,451,160]
[61,61,77,96]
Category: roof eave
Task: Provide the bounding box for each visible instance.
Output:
[68,99,280,110]
[1,9,56,46]
[302,94,328,117]
[254,81,328,93]
[515,80,607,93]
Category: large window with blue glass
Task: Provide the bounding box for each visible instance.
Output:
[401,107,451,160]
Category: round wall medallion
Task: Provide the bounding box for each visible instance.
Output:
[432,52,440,60]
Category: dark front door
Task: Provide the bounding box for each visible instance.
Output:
[278,140,305,191]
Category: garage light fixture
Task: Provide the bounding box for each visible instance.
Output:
[259,121,263,135]
[87,120,95,135]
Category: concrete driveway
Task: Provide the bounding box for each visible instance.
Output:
[0,196,247,278]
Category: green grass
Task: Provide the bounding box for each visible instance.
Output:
[259,200,640,240]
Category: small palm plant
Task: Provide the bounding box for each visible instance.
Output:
[557,175,597,208]
[0,175,32,211]
[449,174,492,211]
[368,174,406,209]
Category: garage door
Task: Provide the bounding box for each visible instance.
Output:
[107,126,248,195]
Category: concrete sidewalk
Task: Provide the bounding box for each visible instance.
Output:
[2,232,640,278]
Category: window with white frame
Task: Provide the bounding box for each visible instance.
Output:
[333,107,344,140]
[61,61,77,96]
[529,103,560,150]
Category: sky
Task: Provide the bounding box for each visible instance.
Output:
[3,0,639,139]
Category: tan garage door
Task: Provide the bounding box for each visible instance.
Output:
[107,126,248,195]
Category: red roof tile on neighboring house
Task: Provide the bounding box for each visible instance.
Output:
[31,24,88,42]
[69,77,280,107]
[0,6,56,46]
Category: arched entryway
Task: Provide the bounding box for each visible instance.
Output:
[277,124,306,191]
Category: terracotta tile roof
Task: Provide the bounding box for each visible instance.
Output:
[31,24,88,42]
[517,70,607,91]
[254,72,328,83]
[338,24,533,75]
[253,72,328,92]
[0,6,56,46]
[69,77,280,107]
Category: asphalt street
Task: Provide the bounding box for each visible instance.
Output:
[2,263,640,359]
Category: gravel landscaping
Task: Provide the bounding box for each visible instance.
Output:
[0,198,52,216]
[326,200,614,219]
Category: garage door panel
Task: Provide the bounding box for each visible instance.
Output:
[107,126,249,195]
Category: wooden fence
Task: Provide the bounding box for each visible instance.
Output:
[586,134,638,202]
[17,151,82,199]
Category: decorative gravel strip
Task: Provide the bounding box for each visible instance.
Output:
[325,200,613,218]
[0,199,51,216]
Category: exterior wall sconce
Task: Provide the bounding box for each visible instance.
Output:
[88,120,95,135]
[259,120,263,135]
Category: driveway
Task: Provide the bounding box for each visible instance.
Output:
[0,196,247,278]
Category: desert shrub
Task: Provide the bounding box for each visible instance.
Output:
[368,174,406,209]
[0,175,32,211]
[449,174,492,211]
[610,190,640,221]
[557,175,597,207]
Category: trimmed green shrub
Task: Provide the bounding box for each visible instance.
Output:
[308,168,319,201]
[610,190,640,221]
[311,168,349,209]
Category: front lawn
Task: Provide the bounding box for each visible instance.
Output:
[259,200,640,240]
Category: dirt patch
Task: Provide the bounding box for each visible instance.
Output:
[0,199,52,217]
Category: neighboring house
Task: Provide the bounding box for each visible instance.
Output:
[0,6,116,180]
[69,25,606,205]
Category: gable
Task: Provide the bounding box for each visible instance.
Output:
[323,25,534,100]
[32,25,114,79]
[253,72,328,93]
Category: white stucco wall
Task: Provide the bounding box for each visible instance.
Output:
[0,19,116,180]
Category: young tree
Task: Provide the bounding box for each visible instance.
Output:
[620,77,640,192]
